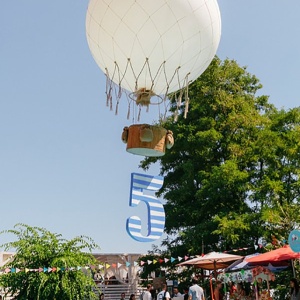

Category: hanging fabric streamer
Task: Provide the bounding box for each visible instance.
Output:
[126,173,165,242]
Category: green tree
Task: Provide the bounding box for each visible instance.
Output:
[141,57,300,258]
[251,107,300,247]
[142,57,271,254]
[0,224,100,300]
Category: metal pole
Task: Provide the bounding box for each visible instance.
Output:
[291,259,296,277]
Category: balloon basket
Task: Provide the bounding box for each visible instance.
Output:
[124,124,167,157]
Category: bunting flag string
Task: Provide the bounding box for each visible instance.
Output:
[1,239,288,274]
[0,252,242,274]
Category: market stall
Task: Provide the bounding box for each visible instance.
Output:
[246,245,299,277]
[218,266,276,300]
[178,252,243,300]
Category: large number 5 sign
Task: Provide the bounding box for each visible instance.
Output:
[126,173,165,242]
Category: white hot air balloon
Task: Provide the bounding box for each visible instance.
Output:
[86,0,221,156]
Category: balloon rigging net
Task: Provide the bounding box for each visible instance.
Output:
[104,59,191,123]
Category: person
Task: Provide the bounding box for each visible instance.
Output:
[290,278,300,300]
[235,283,245,299]
[158,284,171,300]
[213,280,223,300]
[151,288,157,300]
[121,293,126,300]
[229,281,237,296]
[99,293,105,300]
[143,284,153,300]
[188,277,205,300]
[172,287,182,298]
[183,287,189,300]
[130,294,136,300]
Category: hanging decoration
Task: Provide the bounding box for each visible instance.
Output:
[85,0,221,156]
[126,173,165,242]
[288,229,300,253]
[218,267,275,284]
[3,237,292,274]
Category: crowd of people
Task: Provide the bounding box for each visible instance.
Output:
[214,277,300,300]
[97,276,300,300]
[98,277,205,300]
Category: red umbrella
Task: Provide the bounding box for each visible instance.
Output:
[246,245,300,264]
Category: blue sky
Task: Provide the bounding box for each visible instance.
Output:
[1,1,300,254]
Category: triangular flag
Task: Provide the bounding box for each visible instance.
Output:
[147,260,153,265]
[48,267,52,273]
[153,259,158,264]
[134,261,138,266]
[98,264,104,269]
[85,266,90,270]
[105,263,111,269]
[164,258,169,263]
[5,268,10,273]
[25,268,29,273]
[52,267,57,272]
[184,256,189,260]
[171,257,175,263]
[254,245,258,250]
[178,256,183,261]
[117,263,122,269]
[112,263,117,268]
[38,268,43,272]
[11,268,16,273]
[43,267,48,273]
[159,259,164,264]
[140,261,145,266]
[126,262,131,267]
[77,266,82,271]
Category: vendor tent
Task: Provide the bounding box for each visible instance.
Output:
[225,253,260,272]
[225,253,288,273]
[246,245,300,264]
[178,252,242,300]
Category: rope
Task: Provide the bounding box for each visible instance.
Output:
[102,59,192,122]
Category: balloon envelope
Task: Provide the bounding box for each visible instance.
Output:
[86,0,221,95]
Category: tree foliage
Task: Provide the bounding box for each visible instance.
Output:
[0,224,100,300]
[140,57,300,261]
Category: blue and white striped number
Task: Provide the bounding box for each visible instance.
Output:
[126,173,165,242]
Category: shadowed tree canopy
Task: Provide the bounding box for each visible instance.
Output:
[140,57,300,257]
[0,224,100,300]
